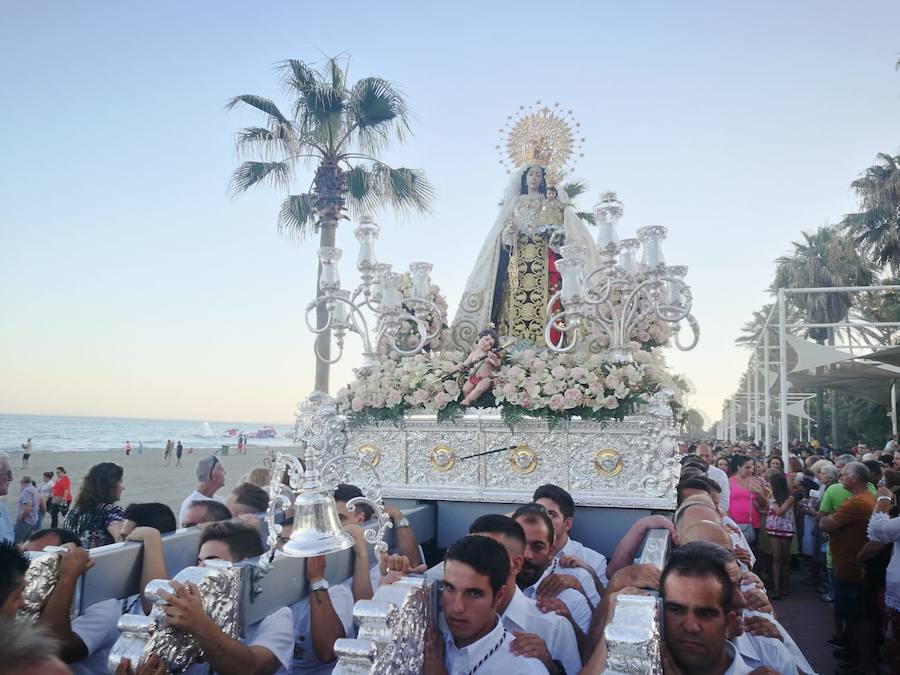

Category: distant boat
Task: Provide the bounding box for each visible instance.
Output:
[247,426,278,439]
[199,422,215,437]
[223,428,240,437]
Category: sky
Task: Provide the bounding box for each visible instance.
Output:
[1,2,898,424]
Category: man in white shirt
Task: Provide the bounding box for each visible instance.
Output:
[697,442,731,512]
[424,535,548,674]
[0,453,14,544]
[533,484,606,595]
[660,544,755,674]
[273,517,356,674]
[159,521,294,675]
[469,514,582,675]
[178,454,227,527]
[513,504,592,636]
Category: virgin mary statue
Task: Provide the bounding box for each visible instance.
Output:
[449,162,599,351]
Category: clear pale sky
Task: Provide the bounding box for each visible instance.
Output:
[1,2,898,424]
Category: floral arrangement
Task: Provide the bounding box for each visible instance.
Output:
[394,272,450,352]
[336,343,683,429]
[582,288,674,352]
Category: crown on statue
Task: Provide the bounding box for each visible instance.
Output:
[498,101,585,183]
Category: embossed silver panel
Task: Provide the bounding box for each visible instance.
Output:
[347,403,678,509]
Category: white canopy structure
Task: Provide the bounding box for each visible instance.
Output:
[722,285,900,466]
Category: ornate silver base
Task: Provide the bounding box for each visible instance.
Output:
[347,402,678,510]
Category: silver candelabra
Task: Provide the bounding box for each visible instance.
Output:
[545,191,700,362]
[306,216,441,372]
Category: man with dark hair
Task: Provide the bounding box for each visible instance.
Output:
[469,514,581,675]
[425,535,547,674]
[179,454,227,527]
[660,543,749,674]
[513,504,591,635]
[532,485,604,603]
[25,527,83,550]
[226,482,269,517]
[159,521,293,675]
[695,442,731,511]
[0,541,29,615]
[122,502,177,536]
[182,499,232,528]
[335,482,422,573]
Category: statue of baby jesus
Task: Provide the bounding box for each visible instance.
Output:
[453,328,502,406]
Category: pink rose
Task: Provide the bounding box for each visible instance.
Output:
[551,365,567,379]
[350,398,365,412]
[604,395,619,410]
[502,383,517,398]
[414,389,430,404]
[434,392,451,409]
[564,388,583,404]
[532,358,547,372]
[549,393,566,411]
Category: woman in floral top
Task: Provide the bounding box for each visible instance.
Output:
[63,462,126,548]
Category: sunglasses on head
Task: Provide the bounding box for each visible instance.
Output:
[209,456,219,480]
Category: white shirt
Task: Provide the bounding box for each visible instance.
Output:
[708,464,731,512]
[0,502,13,544]
[443,614,548,675]
[722,514,757,567]
[559,537,608,586]
[290,585,355,674]
[521,562,592,635]
[742,609,815,675]
[722,640,754,675]
[70,599,124,675]
[735,629,797,675]
[178,489,227,526]
[182,606,294,675]
[551,556,599,607]
[501,586,581,675]
[868,511,900,611]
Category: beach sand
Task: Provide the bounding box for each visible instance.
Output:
[1,445,300,519]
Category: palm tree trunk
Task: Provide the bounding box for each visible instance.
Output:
[312,160,347,394]
[828,329,839,448]
[313,222,336,393]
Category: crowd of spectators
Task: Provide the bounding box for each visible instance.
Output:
[0,440,863,673]
[679,435,900,674]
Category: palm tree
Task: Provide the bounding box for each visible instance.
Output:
[561,180,597,225]
[227,57,433,393]
[734,303,802,349]
[773,226,875,445]
[842,152,900,275]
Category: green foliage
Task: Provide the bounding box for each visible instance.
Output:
[841,153,900,275]
[227,55,432,237]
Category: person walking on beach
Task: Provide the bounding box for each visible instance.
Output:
[124,440,132,456]
[48,466,71,528]
[137,440,143,455]
[176,441,184,467]
[20,438,32,469]
[14,476,40,543]
[164,439,173,466]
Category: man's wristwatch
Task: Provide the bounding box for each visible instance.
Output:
[394,517,410,529]
[309,578,330,592]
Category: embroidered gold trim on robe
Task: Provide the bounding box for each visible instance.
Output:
[497,233,550,346]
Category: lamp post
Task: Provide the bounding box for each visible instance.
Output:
[305,215,441,373]
[544,192,699,362]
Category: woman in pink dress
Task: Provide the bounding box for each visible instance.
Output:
[728,454,768,545]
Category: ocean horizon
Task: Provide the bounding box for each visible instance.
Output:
[0,413,298,454]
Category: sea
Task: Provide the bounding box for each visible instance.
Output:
[0,414,298,454]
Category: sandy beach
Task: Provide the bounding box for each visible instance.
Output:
[1,446,300,519]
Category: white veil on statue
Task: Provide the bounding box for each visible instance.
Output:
[448,165,600,351]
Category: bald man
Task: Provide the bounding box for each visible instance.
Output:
[696,443,730,511]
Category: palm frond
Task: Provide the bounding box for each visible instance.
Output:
[381,166,433,212]
[233,125,295,160]
[345,165,382,217]
[224,95,289,125]
[279,59,320,93]
[327,56,346,91]
[563,181,588,200]
[277,194,316,239]
[348,77,409,153]
[229,161,292,194]
[576,210,597,225]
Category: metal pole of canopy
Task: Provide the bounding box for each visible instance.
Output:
[778,289,790,468]
[764,328,771,453]
[891,382,898,436]
[731,396,737,441]
[745,370,751,441]
[753,357,760,442]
